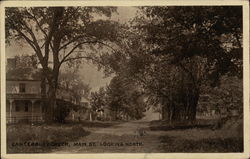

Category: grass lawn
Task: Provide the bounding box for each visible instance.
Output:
[150,119,243,152]
[7,120,120,153]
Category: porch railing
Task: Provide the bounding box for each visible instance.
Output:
[7,116,44,124]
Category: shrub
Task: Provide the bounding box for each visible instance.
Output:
[71,125,88,138]
[54,100,71,123]
[54,99,82,123]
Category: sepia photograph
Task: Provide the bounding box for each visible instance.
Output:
[0,1,249,159]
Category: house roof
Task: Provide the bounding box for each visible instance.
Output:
[6,67,42,81]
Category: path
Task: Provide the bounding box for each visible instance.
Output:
[52,120,165,153]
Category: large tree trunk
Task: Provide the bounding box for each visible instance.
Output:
[44,71,59,123]
[188,89,200,121]
[161,106,167,120]
[44,83,57,123]
[161,88,200,123]
[160,96,169,121]
[40,70,48,122]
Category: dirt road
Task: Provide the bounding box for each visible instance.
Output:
[51,118,243,153]
[52,120,165,153]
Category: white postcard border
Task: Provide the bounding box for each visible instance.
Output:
[1,1,249,159]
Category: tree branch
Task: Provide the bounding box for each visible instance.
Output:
[59,40,98,64]
[25,9,48,39]
[15,27,46,67]
[58,35,87,51]
[14,28,36,50]
[96,41,117,52]
[21,20,43,53]
[63,56,94,63]
[25,10,56,54]
[178,62,199,89]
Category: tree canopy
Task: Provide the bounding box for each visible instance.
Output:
[6,6,243,123]
[6,7,119,122]
[97,6,243,122]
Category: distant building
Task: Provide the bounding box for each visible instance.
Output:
[66,96,92,121]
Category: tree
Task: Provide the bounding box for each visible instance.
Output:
[6,7,118,122]
[58,67,91,104]
[198,75,243,117]
[105,75,146,120]
[90,87,108,118]
[89,75,146,120]
[99,6,243,122]
[132,6,243,122]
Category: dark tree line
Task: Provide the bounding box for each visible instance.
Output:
[134,6,242,122]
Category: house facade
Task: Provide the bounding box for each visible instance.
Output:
[6,57,90,124]
[6,79,44,123]
[6,57,46,124]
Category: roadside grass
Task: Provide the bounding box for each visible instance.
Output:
[158,132,243,152]
[64,120,123,129]
[7,119,243,153]
[7,120,119,153]
[149,119,216,131]
[150,118,243,152]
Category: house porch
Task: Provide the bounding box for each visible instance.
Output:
[6,99,44,124]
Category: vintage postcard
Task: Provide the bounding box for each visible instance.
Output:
[0,0,249,159]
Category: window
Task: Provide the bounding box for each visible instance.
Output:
[19,83,26,93]
[42,106,45,113]
[15,105,20,112]
[25,102,29,112]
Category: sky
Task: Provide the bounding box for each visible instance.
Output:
[5,7,138,92]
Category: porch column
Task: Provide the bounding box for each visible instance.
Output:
[31,100,35,124]
[9,99,14,123]
[40,102,43,121]
[89,111,92,121]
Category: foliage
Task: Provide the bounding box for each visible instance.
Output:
[198,75,243,115]
[106,76,146,120]
[137,6,242,81]
[6,7,119,122]
[6,6,243,123]
[90,76,146,120]
[90,87,107,111]
[96,6,243,122]
[110,6,243,121]
[58,67,91,103]
[54,100,71,123]
[53,99,83,123]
